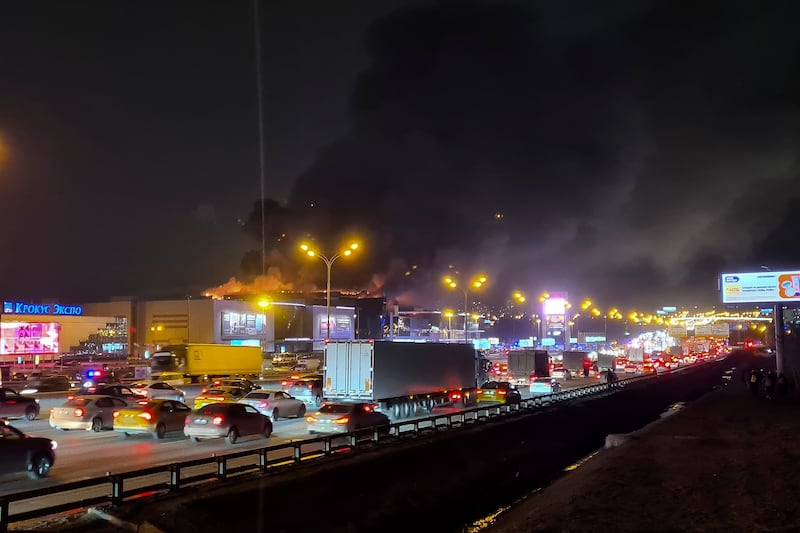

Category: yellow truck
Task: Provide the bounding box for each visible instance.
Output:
[150,344,263,384]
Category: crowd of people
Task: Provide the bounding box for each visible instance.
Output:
[745,368,788,400]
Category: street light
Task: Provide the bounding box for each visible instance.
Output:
[443,273,488,341]
[443,309,454,341]
[300,241,361,341]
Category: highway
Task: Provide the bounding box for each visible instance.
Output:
[1,376,603,494]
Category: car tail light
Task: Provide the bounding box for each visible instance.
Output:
[66,394,75,400]
[334,416,350,425]
[308,383,314,389]
[137,400,149,406]
[184,417,190,425]
[208,396,225,402]
[476,389,483,394]
[451,392,462,400]
[138,411,153,421]
[258,401,270,409]
[113,411,120,418]
[280,381,289,387]
[212,415,224,425]
[50,440,58,450]
[306,415,317,423]
[498,390,507,395]
[213,380,222,386]
[74,407,85,417]
[88,387,97,393]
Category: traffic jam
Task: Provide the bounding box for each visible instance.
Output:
[0,339,729,481]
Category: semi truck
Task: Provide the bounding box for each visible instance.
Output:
[150,343,263,384]
[563,351,589,374]
[507,349,550,385]
[323,340,489,419]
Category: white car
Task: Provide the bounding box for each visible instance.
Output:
[239,390,306,421]
[551,367,571,380]
[128,381,186,402]
[529,377,555,396]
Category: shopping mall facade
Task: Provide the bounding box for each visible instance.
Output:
[0,295,361,365]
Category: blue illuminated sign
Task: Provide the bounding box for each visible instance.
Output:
[2,301,83,316]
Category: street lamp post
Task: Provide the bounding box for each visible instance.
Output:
[301,242,360,341]
[444,274,487,342]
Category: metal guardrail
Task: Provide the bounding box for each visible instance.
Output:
[0,366,688,531]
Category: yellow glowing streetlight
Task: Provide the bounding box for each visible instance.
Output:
[300,240,362,340]
[580,299,592,311]
[443,309,455,340]
[513,291,526,304]
[443,272,489,340]
[258,299,270,309]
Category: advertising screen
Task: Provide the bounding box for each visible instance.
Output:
[312,306,354,340]
[721,271,800,304]
[0,322,61,355]
[221,311,267,338]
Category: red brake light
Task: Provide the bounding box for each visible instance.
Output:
[212,415,224,425]
[280,381,289,387]
[334,416,350,425]
[66,394,75,400]
[74,407,85,417]
[258,401,270,409]
[184,417,190,425]
[113,410,120,418]
[308,383,314,389]
[363,405,372,412]
[476,389,483,394]
[88,387,97,393]
[138,411,153,421]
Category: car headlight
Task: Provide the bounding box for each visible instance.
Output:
[35,399,40,403]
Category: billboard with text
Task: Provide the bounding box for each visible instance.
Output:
[721,271,800,304]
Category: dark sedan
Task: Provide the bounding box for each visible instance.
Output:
[69,385,145,401]
[0,420,57,478]
[0,388,40,420]
[184,403,272,444]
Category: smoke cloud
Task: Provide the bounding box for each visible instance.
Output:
[244,0,800,308]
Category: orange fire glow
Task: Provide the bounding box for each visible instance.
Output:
[203,266,293,299]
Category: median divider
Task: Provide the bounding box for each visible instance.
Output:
[0,364,707,532]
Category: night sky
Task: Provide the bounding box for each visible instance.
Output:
[1,1,799,309]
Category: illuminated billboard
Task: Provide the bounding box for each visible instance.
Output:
[221,311,267,338]
[312,306,354,340]
[721,271,800,304]
[0,322,61,355]
[542,293,568,337]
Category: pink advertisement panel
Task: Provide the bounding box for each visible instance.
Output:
[0,322,61,355]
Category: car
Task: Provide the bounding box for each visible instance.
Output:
[69,385,145,401]
[476,381,522,404]
[193,386,247,409]
[113,399,192,439]
[49,395,129,432]
[0,388,40,420]
[23,375,72,393]
[551,367,571,380]
[184,402,272,444]
[127,381,186,402]
[239,390,306,421]
[284,377,323,407]
[529,377,556,396]
[306,402,390,435]
[0,420,57,479]
[211,378,260,393]
[624,364,638,374]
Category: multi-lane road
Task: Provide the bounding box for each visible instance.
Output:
[0,375,601,514]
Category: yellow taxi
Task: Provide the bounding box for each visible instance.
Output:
[193,386,247,410]
[112,398,192,439]
[475,381,522,405]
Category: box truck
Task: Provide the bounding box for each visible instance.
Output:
[323,340,489,419]
[563,351,589,374]
[507,350,550,385]
[150,344,263,384]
